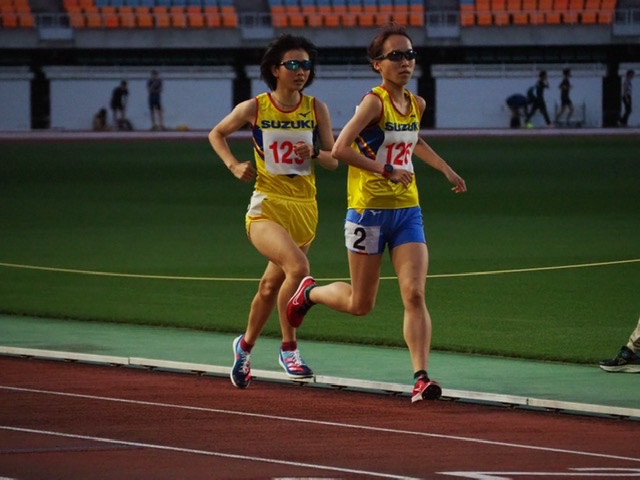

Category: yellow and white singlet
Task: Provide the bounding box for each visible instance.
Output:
[347,85,421,210]
[245,92,320,247]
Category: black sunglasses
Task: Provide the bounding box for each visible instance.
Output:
[280,59,313,71]
[375,49,418,62]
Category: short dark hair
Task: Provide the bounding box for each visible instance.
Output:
[563,68,571,76]
[367,23,413,72]
[260,34,317,91]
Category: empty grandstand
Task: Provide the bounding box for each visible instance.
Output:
[0,0,638,129]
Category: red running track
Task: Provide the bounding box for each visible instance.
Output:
[0,356,638,480]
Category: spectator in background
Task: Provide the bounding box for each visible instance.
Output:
[525,70,552,127]
[600,315,640,373]
[92,108,109,131]
[619,69,634,127]
[555,68,574,126]
[147,70,164,131]
[506,93,529,128]
[110,80,128,129]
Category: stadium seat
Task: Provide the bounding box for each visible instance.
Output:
[407,0,424,25]
[358,12,374,26]
[460,8,475,25]
[68,11,86,26]
[1,12,19,27]
[86,11,102,27]
[521,0,540,23]
[375,11,392,25]
[512,11,528,24]
[170,6,187,27]
[545,11,561,23]
[204,7,221,26]
[476,12,492,25]
[392,0,409,23]
[136,8,153,26]
[221,10,237,27]
[597,9,612,23]
[476,0,492,26]
[119,9,136,27]
[153,6,170,27]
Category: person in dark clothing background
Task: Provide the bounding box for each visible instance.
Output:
[525,70,552,127]
[555,68,574,126]
[110,80,128,129]
[619,69,634,127]
[506,93,529,128]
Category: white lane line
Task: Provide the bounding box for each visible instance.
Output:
[2,385,639,464]
[0,425,418,480]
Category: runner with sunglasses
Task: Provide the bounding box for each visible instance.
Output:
[208,34,336,389]
[286,23,467,403]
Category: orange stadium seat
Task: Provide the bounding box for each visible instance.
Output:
[221,11,237,27]
[492,0,508,25]
[476,12,492,25]
[187,13,204,26]
[68,11,86,26]
[1,12,19,27]
[153,6,170,27]
[119,11,136,27]
[476,0,490,12]
[460,5,475,25]
[204,7,221,26]
[271,12,287,26]
[513,11,528,23]
[21,12,34,27]
[391,0,409,23]
[597,9,612,23]
[85,12,102,27]
[63,0,80,10]
[137,9,154,27]
[407,0,423,25]
[323,12,339,26]
[521,0,540,23]
[314,0,335,25]
[170,7,187,27]
[563,10,578,23]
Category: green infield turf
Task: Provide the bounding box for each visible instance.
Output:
[0,134,638,364]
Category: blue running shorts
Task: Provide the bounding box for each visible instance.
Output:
[344,206,426,255]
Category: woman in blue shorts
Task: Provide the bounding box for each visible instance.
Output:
[287,24,467,403]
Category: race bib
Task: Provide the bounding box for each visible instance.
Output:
[375,133,416,174]
[345,220,381,254]
[263,129,312,176]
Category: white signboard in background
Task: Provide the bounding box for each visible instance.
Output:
[43,66,236,131]
[0,67,33,131]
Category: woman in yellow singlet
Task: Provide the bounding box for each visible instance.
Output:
[208,34,336,389]
[286,24,467,403]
